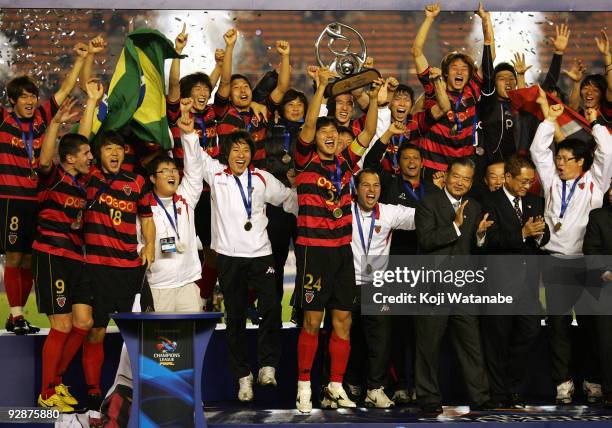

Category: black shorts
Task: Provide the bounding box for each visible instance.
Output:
[32,249,91,315]
[89,264,146,328]
[0,198,37,254]
[194,190,212,247]
[294,244,357,311]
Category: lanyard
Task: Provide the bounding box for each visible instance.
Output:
[560,176,581,219]
[390,134,404,170]
[401,179,425,202]
[153,192,180,240]
[11,113,34,168]
[194,116,208,147]
[239,112,253,133]
[86,173,118,210]
[234,169,252,221]
[283,129,291,153]
[329,158,342,201]
[59,165,86,196]
[452,91,464,133]
[354,202,375,257]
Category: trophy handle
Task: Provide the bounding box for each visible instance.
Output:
[315,22,367,70]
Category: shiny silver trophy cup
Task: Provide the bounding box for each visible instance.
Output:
[315,22,381,98]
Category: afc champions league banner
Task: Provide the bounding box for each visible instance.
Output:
[141,321,195,427]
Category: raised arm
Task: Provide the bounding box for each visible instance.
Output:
[299,67,334,144]
[412,3,440,75]
[39,99,80,174]
[78,79,104,138]
[78,35,107,93]
[563,58,586,111]
[209,48,225,88]
[585,108,612,191]
[542,24,570,89]
[476,2,494,79]
[168,23,188,103]
[54,43,88,104]
[217,28,237,99]
[595,30,612,102]
[270,40,291,104]
[511,53,532,89]
[429,67,452,120]
[176,106,204,207]
[357,78,383,147]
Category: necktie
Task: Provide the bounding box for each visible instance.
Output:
[452,201,460,212]
[513,197,522,222]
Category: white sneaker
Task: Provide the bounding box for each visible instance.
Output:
[392,388,414,404]
[556,379,574,404]
[258,366,277,386]
[583,380,602,403]
[365,387,395,408]
[325,382,357,408]
[296,381,312,413]
[238,373,254,402]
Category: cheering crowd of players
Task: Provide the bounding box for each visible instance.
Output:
[1,2,612,419]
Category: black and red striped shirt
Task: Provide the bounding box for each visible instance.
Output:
[84,168,152,268]
[418,66,482,171]
[294,136,365,247]
[213,94,277,168]
[32,163,88,262]
[0,98,59,200]
[167,98,218,169]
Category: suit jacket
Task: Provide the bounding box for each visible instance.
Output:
[415,187,482,255]
[481,188,549,313]
[583,205,612,284]
[481,189,550,255]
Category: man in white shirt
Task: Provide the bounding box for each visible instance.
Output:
[530,98,612,405]
[195,121,297,403]
[343,168,415,408]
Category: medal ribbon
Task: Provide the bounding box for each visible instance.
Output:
[86,174,118,210]
[194,116,208,148]
[390,134,404,171]
[234,168,252,222]
[11,113,34,169]
[559,176,581,220]
[330,158,342,202]
[153,192,180,240]
[354,202,375,257]
[451,91,464,134]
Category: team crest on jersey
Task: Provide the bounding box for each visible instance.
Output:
[56,297,66,308]
[375,225,381,233]
[123,185,132,196]
[250,115,260,128]
[305,292,314,304]
[8,234,17,245]
[578,182,585,190]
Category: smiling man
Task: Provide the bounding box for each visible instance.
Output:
[0,43,88,335]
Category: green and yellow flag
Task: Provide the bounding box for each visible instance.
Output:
[92,28,183,150]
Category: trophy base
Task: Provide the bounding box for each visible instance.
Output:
[324,68,382,98]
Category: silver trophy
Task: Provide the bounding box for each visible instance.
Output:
[315,22,381,98]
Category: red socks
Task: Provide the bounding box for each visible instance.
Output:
[18,268,33,307]
[198,264,218,299]
[54,327,89,386]
[41,329,69,399]
[297,329,318,381]
[329,332,351,383]
[83,341,104,395]
[4,266,20,308]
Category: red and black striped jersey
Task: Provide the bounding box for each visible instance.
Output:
[121,142,136,172]
[0,98,59,200]
[167,98,218,170]
[32,163,88,262]
[84,168,152,268]
[348,114,366,138]
[379,112,432,175]
[294,136,365,247]
[418,66,482,171]
[213,93,277,169]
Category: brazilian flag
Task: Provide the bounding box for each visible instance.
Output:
[91,29,184,150]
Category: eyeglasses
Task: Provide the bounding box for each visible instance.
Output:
[554,156,576,163]
[155,168,179,175]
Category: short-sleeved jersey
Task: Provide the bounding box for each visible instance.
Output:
[84,168,152,268]
[0,98,59,200]
[418,66,482,171]
[32,163,88,262]
[294,136,365,247]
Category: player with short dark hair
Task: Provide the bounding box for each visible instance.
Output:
[1,43,89,335]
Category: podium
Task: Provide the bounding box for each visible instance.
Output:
[111,312,222,428]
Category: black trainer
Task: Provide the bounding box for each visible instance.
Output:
[5,317,14,332]
[13,317,40,335]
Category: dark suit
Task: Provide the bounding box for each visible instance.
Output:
[583,204,612,395]
[414,188,490,407]
[480,188,549,402]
